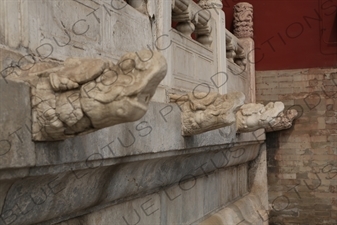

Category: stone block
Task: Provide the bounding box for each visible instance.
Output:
[278,92,308,100]
[308,68,337,75]
[0,143,258,225]
[0,79,36,169]
[180,178,204,224]
[279,133,310,143]
[310,135,327,142]
[279,141,311,150]
[328,134,337,142]
[256,94,279,101]
[258,82,278,89]
[277,173,297,179]
[202,170,220,215]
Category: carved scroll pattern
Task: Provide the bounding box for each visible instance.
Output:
[233,2,253,39]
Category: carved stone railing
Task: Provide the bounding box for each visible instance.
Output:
[226,2,255,103]
[172,0,213,47]
[226,31,246,69]
[226,2,253,71]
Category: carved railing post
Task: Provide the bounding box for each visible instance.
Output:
[233,2,253,39]
[233,2,255,103]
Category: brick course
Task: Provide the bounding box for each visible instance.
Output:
[256,68,337,225]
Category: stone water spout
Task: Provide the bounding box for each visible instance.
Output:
[170,92,245,136]
[11,50,167,141]
[236,102,298,133]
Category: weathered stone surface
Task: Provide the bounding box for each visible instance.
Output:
[264,109,298,132]
[0,86,262,171]
[0,2,267,225]
[53,153,254,225]
[9,50,167,141]
[0,143,260,225]
[127,0,148,15]
[170,92,245,136]
[0,79,36,169]
[198,194,267,225]
[0,0,153,60]
[198,0,223,9]
[236,102,297,133]
[198,144,268,225]
[233,2,253,38]
[0,81,266,223]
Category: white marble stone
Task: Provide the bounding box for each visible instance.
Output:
[9,50,167,141]
[236,102,284,132]
[0,1,267,225]
[199,0,223,9]
[198,144,268,225]
[236,102,297,133]
[170,92,245,136]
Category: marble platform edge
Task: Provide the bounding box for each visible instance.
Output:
[0,143,261,225]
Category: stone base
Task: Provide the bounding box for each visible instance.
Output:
[0,77,267,225]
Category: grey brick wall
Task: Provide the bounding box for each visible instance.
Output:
[256,68,337,225]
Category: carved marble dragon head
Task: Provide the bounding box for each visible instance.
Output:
[170,92,246,136]
[236,102,298,133]
[14,50,167,141]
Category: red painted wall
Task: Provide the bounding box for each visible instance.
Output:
[222,0,337,70]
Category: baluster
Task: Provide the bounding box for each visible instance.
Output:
[234,44,246,70]
[195,23,212,47]
[172,1,195,38]
[226,34,235,63]
[174,16,195,37]
[172,0,214,46]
